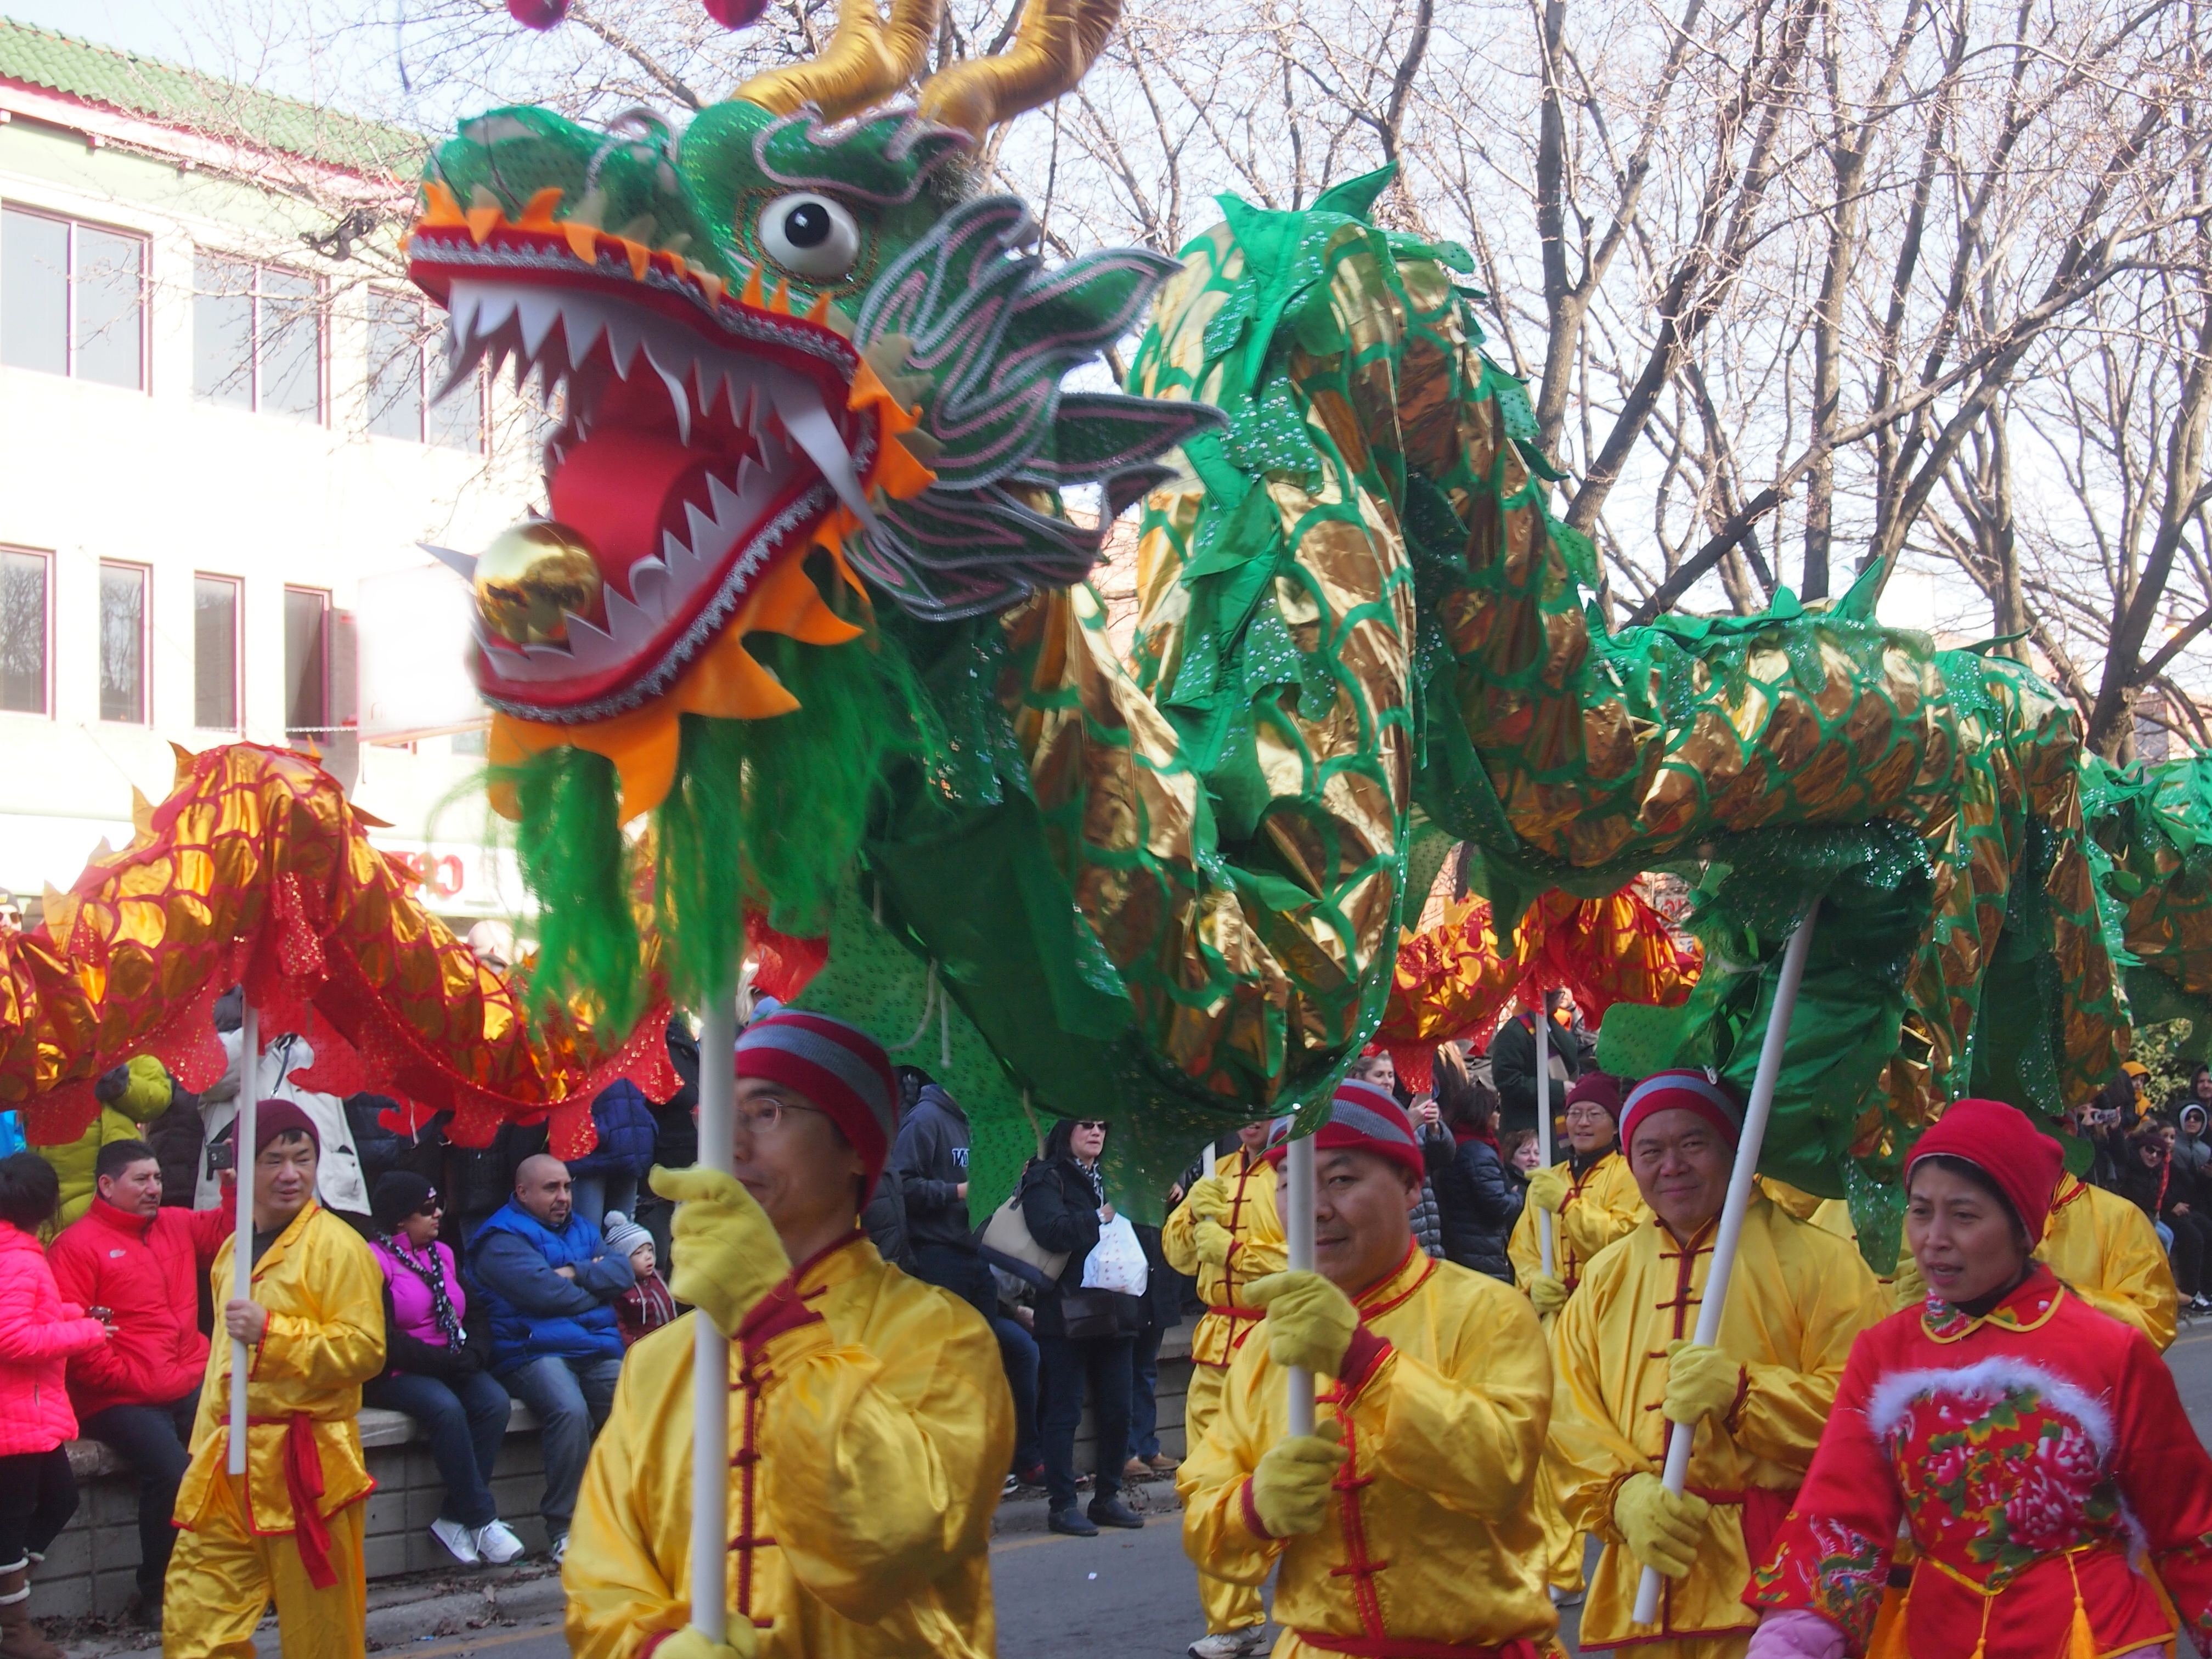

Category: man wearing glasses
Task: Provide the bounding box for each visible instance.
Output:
[1508,1073,1647,1600]
[563,1009,1014,1659]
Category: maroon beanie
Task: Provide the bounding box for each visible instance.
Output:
[1905,1098,2064,1246]
[1564,1071,1628,1121]
[1620,1070,1745,1151]
[251,1099,320,1159]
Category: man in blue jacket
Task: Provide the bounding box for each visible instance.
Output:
[468,1154,633,1562]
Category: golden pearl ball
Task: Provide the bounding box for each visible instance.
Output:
[473,521,605,647]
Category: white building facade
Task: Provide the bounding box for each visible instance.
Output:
[0,20,528,924]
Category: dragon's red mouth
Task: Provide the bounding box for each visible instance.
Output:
[407,199,912,726]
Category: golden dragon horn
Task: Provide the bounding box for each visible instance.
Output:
[916,0,1124,142]
[734,0,943,123]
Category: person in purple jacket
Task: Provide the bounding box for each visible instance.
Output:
[362,1173,527,1567]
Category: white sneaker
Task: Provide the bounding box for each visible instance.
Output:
[1188,1630,1268,1658]
[430,1517,481,1565]
[550,1533,568,1567]
[473,1520,526,1565]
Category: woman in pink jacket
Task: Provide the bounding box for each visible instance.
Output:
[0,1152,111,1659]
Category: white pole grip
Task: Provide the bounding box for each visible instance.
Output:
[1535,995,1555,1277]
[691,996,737,1641]
[1630,901,1820,1626]
[228,1005,258,1477]
[1285,1131,1316,1436]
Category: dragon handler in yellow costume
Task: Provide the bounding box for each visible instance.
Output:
[165,1102,386,1659]
[1180,1081,1556,1658]
[1508,1071,1646,1606]
[1163,1118,1288,1658]
[1547,1072,1884,1659]
[564,1010,1013,1659]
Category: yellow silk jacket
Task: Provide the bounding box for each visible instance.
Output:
[565,1234,1014,1659]
[1180,1246,1557,1655]
[174,1200,385,1534]
[1163,1149,1286,1369]
[1889,1170,2178,1350]
[1548,1194,1885,1652]
[1506,1149,1646,1297]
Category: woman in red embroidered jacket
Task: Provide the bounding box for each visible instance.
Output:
[1745,1098,2212,1659]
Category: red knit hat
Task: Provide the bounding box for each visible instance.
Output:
[1620,1069,1744,1150]
[1266,1080,1426,1181]
[1564,1071,1628,1121]
[735,1011,899,1199]
[251,1099,320,1159]
[1904,1097,2065,1245]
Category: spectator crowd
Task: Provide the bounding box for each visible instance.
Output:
[1,958,2206,1659]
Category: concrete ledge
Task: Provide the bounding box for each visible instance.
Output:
[38,1322,1197,1624]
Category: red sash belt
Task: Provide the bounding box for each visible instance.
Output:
[250,1414,335,1588]
[1208,1305,1264,1321]
[1297,1633,1538,1658]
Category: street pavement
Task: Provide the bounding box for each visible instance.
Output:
[99,1314,2212,1659]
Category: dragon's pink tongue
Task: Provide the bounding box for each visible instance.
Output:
[548,429,709,600]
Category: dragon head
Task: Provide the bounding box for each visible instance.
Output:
[407,0,1214,823]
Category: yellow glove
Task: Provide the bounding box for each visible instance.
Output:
[1528,1273,1570,1316]
[654,1623,757,1659]
[1249,1271,1359,1376]
[1248,1419,1346,1537]
[1526,1166,1570,1214]
[1194,1217,1235,1268]
[1613,1471,1711,1581]
[648,1166,792,1340]
[1184,1173,1232,1222]
[1663,1338,1744,1427]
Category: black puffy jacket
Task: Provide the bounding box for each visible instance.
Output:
[1431,1132,1525,1282]
[1019,1155,1110,1339]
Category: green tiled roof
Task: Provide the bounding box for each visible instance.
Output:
[0,16,425,178]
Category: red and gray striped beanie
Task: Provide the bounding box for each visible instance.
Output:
[735,1011,900,1195]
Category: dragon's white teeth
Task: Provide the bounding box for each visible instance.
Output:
[661,528,693,572]
[516,294,564,359]
[644,340,692,445]
[683,498,719,556]
[706,471,743,526]
[602,312,644,378]
[562,611,626,673]
[629,559,670,622]
[773,381,875,531]
[419,543,477,581]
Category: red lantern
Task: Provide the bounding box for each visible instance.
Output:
[703,0,770,26]
[507,0,572,27]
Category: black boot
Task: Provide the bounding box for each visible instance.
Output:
[1048,1505,1099,1537]
[1088,1493,1144,1530]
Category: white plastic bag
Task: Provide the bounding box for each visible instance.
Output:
[1081,1212,1150,1297]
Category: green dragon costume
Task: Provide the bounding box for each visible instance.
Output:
[403,0,2211,1243]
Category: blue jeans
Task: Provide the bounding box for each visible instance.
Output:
[1037,1331,1133,1513]
[569,1172,639,1231]
[364,1369,514,1529]
[1127,1320,1165,1460]
[500,1353,624,1538]
[78,1390,197,1595]
[910,1243,1040,1475]
[2159,1219,2176,1251]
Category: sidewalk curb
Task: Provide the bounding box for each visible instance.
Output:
[60,1564,566,1658]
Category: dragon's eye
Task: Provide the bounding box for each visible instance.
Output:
[758,193,860,281]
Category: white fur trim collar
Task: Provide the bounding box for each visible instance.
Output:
[1861,1353,2116,1460]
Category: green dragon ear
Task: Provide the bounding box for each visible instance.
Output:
[1310,164,1397,223]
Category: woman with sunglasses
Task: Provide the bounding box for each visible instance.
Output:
[363,1172,526,1567]
[1021,1116,1146,1537]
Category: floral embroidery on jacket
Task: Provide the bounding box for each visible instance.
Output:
[1877,1378,2124,1585]
[1750,1516,1887,1644]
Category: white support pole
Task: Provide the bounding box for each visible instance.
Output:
[691,995,738,1641]
[1284,1131,1316,1436]
[228,1005,259,1477]
[1534,994,1555,1277]
[1630,901,1821,1626]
